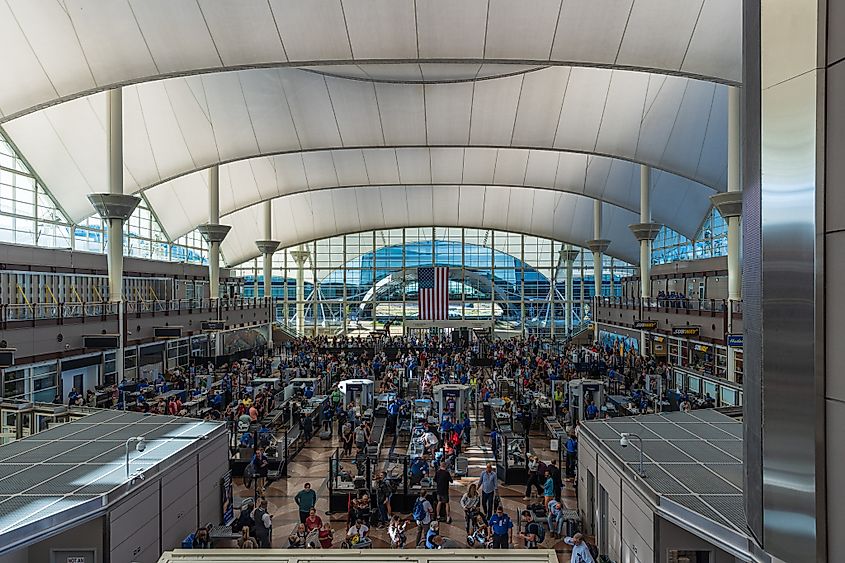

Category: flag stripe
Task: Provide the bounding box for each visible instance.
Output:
[418,266,448,320]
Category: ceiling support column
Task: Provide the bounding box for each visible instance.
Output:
[198,165,230,300]
[256,200,280,349]
[87,88,140,383]
[255,202,280,301]
[290,247,310,336]
[710,86,743,383]
[629,165,662,299]
[711,86,744,307]
[587,200,611,342]
[560,245,579,338]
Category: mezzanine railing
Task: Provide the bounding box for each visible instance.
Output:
[0,297,272,325]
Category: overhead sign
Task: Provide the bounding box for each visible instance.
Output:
[727,333,743,347]
[154,326,182,338]
[672,326,701,337]
[83,334,119,349]
[634,320,658,330]
[0,348,15,368]
[202,320,226,332]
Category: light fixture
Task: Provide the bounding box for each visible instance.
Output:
[124,434,209,479]
[125,436,146,477]
[619,432,646,477]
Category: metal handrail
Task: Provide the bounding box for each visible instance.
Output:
[1,297,272,323]
[593,296,741,313]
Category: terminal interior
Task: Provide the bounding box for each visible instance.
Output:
[0,2,838,563]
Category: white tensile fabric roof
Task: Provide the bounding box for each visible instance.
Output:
[0,0,741,266]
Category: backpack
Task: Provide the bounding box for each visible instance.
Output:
[412,498,427,522]
[525,521,545,543]
[587,541,599,559]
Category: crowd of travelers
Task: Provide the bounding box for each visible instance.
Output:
[86,331,703,560]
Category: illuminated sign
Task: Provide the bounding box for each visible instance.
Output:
[671,326,701,337]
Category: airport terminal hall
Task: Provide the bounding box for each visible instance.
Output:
[0,2,838,563]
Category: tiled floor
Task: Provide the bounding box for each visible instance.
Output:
[232,416,577,561]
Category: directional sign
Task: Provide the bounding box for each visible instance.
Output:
[202,320,226,331]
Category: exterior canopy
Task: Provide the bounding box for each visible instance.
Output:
[219,185,643,266]
[0,0,741,122]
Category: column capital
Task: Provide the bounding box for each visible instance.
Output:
[87,193,140,221]
[629,222,662,242]
[559,248,580,263]
[290,249,310,266]
[710,191,743,218]
[197,223,231,244]
[586,239,611,253]
[255,240,280,255]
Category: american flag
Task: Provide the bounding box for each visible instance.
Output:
[417,266,449,320]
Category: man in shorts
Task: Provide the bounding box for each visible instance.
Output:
[433,462,453,523]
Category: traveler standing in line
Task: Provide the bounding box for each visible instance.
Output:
[305,507,323,532]
[301,411,313,441]
[542,469,555,508]
[321,401,333,434]
[524,455,543,499]
[251,447,269,496]
[546,459,561,499]
[477,462,498,519]
[341,423,354,457]
[565,433,578,479]
[433,462,453,523]
[412,489,434,547]
[354,422,368,453]
[460,483,481,534]
[252,498,273,548]
[294,482,317,524]
[487,505,513,549]
[375,471,393,527]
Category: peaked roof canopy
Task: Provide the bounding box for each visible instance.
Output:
[0,0,741,266]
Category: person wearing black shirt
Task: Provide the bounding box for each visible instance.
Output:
[548,459,563,501]
[433,462,453,524]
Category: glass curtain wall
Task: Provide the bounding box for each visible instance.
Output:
[231,227,634,337]
[0,133,208,265]
[651,208,728,265]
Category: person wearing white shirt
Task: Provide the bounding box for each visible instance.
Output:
[346,518,370,547]
[421,430,439,454]
[564,532,595,563]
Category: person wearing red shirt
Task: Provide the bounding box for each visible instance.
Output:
[305,507,323,531]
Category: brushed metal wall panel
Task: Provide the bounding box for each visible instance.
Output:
[742,0,763,545]
[748,0,828,560]
[759,54,824,563]
[760,69,821,563]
